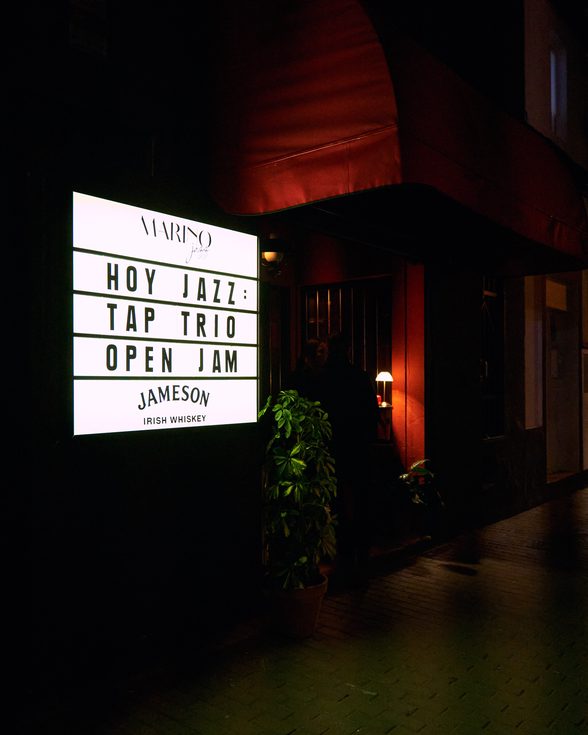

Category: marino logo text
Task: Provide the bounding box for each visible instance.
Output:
[140,215,212,262]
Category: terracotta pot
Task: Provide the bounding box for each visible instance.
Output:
[268,574,328,639]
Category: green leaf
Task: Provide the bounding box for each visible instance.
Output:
[261,388,338,590]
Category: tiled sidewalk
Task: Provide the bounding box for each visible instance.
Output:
[30,489,587,734]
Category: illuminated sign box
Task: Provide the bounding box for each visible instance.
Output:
[73,192,258,435]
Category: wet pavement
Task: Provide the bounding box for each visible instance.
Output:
[29,489,587,734]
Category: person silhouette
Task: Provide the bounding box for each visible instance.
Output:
[319,333,379,580]
[287,338,328,402]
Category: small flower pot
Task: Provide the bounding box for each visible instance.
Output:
[267,574,328,639]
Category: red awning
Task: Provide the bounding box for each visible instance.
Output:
[210,0,588,260]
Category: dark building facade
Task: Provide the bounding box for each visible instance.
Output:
[209,0,588,518]
[23,0,587,689]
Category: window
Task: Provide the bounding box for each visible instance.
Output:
[549,35,567,140]
[302,278,392,377]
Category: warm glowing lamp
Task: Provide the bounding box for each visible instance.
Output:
[261,233,285,270]
[376,371,393,407]
[261,250,284,265]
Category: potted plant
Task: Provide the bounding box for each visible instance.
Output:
[258,389,337,637]
[398,459,445,539]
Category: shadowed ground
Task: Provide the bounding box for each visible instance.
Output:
[29,488,587,734]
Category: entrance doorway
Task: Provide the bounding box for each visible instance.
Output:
[546,275,581,481]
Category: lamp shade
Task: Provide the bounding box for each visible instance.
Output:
[376,371,393,382]
[261,251,284,264]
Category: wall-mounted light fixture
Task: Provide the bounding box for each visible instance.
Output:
[261,233,286,274]
[261,250,284,266]
[375,371,393,407]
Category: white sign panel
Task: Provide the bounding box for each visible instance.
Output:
[73,192,259,435]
